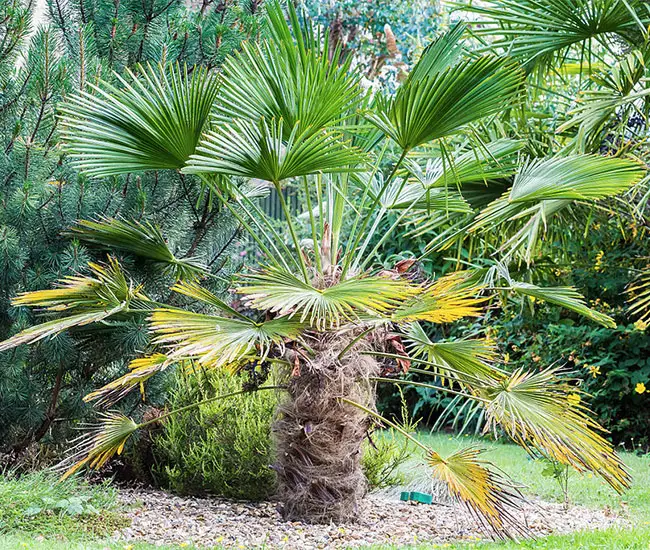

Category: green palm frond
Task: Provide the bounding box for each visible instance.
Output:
[404,323,505,385]
[149,308,303,368]
[408,23,467,81]
[367,56,524,151]
[214,1,362,134]
[70,218,207,281]
[238,267,419,329]
[508,155,645,202]
[427,447,526,538]
[461,0,645,70]
[406,138,524,189]
[84,354,171,407]
[59,63,220,177]
[184,118,366,183]
[510,282,616,328]
[171,280,247,320]
[481,367,631,493]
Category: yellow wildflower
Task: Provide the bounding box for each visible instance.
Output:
[634,319,648,332]
[635,382,646,394]
[594,250,605,272]
[586,364,601,378]
[503,352,510,364]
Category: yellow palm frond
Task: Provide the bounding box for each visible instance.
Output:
[482,367,631,493]
[59,412,138,479]
[428,447,526,538]
[238,267,419,329]
[84,354,171,407]
[392,272,486,323]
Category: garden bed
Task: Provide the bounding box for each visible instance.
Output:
[114,488,628,549]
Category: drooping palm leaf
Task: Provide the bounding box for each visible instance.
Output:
[84,354,171,407]
[0,258,150,350]
[427,447,527,538]
[70,218,207,281]
[510,281,616,328]
[481,367,631,493]
[628,267,650,322]
[508,155,645,202]
[59,63,219,177]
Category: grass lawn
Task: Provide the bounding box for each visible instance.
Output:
[1,433,649,549]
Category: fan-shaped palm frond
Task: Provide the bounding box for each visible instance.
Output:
[70,218,207,281]
[238,267,419,329]
[59,412,139,479]
[509,155,645,202]
[427,447,526,538]
[59,63,220,177]
[0,258,150,351]
[392,272,486,323]
[510,281,616,328]
[367,56,524,151]
[481,367,631,493]
[214,1,362,135]
[184,118,366,183]
[461,0,645,70]
[149,309,303,368]
[404,323,505,385]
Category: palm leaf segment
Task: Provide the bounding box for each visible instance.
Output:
[469,155,645,262]
[59,63,220,177]
[0,257,149,351]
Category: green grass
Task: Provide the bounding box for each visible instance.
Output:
[1,434,649,549]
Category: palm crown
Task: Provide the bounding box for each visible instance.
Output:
[1,1,643,537]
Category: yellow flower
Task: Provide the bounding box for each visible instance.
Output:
[634,319,648,332]
[503,352,510,364]
[586,364,601,378]
[635,382,646,394]
[567,394,581,406]
[594,250,605,272]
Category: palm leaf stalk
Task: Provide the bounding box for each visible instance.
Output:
[0,0,638,537]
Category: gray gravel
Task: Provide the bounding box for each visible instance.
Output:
[111,488,628,549]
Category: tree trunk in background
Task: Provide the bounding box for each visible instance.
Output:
[273,335,377,523]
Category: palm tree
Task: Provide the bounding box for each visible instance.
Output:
[0,1,643,536]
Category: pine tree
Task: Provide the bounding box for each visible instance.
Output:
[0,0,261,455]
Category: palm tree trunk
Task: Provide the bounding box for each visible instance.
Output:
[273,336,377,523]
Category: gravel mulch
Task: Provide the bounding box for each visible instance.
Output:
[112,488,628,549]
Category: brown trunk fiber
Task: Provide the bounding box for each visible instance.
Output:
[273,336,377,523]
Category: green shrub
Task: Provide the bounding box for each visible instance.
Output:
[152,369,279,500]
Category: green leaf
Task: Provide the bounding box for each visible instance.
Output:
[367,55,524,151]
[59,63,219,177]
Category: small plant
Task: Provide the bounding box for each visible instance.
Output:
[0,471,125,537]
[539,455,572,509]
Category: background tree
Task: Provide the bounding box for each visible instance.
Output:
[0,0,261,456]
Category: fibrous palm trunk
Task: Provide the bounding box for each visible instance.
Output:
[273,334,378,523]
